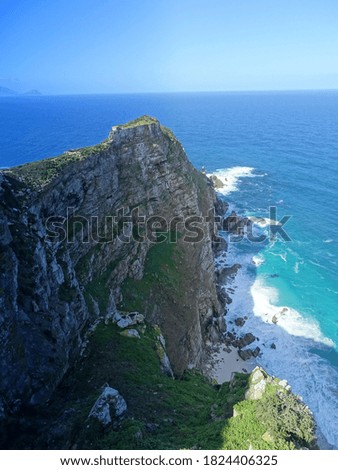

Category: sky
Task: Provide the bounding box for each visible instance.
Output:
[0,0,338,94]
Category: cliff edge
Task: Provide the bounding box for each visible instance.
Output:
[0,116,223,421]
[0,116,316,450]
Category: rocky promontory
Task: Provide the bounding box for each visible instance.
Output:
[0,116,316,449]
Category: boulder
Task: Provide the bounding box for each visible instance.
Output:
[155,333,174,378]
[235,317,246,327]
[278,379,288,389]
[245,367,267,400]
[252,346,261,358]
[217,316,227,333]
[210,174,224,189]
[117,317,132,328]
[216,286,232,308]
[119,329,140,339]
[272,315,278,324]
[217,264,241,284]
[238,332,256,348]
[88,385,127,425]
[238,349,253,361]
[116,312,144,329]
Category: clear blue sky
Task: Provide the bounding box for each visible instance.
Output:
[1,0,338,94]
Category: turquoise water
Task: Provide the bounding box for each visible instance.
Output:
[1,91,338,446]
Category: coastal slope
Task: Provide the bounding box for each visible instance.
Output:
[0,116,316,449]
[0,116,223,419]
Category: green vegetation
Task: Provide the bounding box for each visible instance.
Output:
[120,232,183,312]
[255,385,315,448]
[118,115,158,129]
[7,141,110,189]
[46,321,315,450]
[83,258,120,315]
[6,116,159,189]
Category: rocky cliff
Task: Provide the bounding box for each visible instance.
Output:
[0,116,225,426]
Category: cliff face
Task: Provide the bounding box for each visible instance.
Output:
[0,116,224,422]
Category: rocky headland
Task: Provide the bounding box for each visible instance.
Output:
[0,116,316,449]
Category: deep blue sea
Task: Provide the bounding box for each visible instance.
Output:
[1,92,338,447]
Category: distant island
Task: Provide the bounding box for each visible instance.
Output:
[0,86,42,96]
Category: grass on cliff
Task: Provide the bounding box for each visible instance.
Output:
[7,141,110,189]
[45,321,315,450]
[118,115,158,129]
[119,232,184,312]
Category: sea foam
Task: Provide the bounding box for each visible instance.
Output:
[207,166,255,195]
[221,241,338,448]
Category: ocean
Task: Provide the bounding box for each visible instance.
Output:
[1,91,338,447]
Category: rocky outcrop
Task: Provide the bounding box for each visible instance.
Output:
[223,210,252,235]
[0,116,223,423]
[154,325,174,378]
[88,385,127,425]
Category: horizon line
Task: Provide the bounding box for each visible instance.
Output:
[2,88,338,97]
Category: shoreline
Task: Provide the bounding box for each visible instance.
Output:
[211,223,337,449]
[205,344,256,384]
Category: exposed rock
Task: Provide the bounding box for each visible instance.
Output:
[88,385,127,425]
[214,198,229,217]
[212,235,227,255]
[119,329,140,339]
[116,312,144,328]
[270,343,276,349]
[117,318,132,328]
[155,330,174,378]
[238,349,253,361]
[245,367,267,400]
[272,307,288,324]
[0,116,221,421]
[216,286,232,308]
[216,264,241,284]
[223,211,252,235]
[235,317,246,327]
[252,346,261,358]
[278,379,288,388]
[209,174,224,189]
[217,316,226,333]
[262,431,274,443]
[238,333,256,348]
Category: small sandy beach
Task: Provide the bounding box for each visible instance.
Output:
[206,345,256,384]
